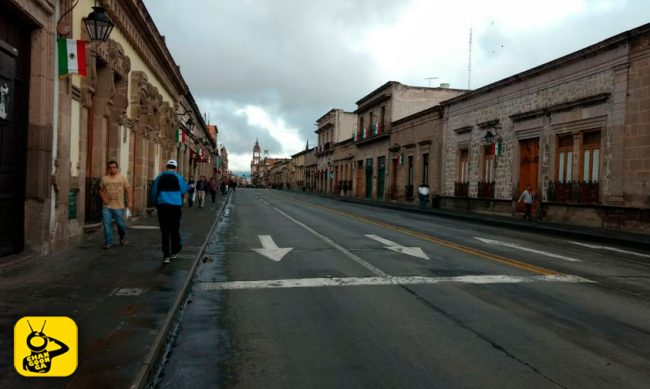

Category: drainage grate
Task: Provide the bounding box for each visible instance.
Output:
[110,288,145,296]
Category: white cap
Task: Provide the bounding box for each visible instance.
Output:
[166,159,178,168]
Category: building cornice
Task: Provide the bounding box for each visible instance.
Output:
[103,0,189,98]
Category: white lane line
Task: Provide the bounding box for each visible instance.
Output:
[569,241,650,258]
[197,274,594,290]
[365,234,430,260]
[474,237,581,262]
[271,206,390,277]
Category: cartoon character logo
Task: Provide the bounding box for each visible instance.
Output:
[14,316,77,377]
[22,320,69,373]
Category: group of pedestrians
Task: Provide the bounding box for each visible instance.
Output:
[186,176,232,208]
[99,159,232,264]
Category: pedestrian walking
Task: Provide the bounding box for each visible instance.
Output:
[196,176,208,208]
[209,177,218,203]
[518,184,535,221]
[219,180,227,195]
[187,176,195,207]
[150,160,188,264]
[417,183,430,209]
[99,160,131,249]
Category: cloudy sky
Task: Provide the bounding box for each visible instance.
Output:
[145,0,650,174]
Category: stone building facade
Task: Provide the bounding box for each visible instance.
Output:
[389,106,444,205]
[0,0,215,260]
[441,23,650,232]
[315,108,356,194]
[353,82,464,200]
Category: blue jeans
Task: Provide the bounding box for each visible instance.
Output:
[419,194,427,208]
[102,207,126,245]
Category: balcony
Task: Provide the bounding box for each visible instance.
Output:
[547,181,599,204]
[355,128,389,146]
[316,142,333,156]
[454,182,469,197]
[477,181,495,199]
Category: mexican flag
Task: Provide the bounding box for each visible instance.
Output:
[176,128,186,144]
[57,38,87,77]
[372,123,378,135]
[490,142,503,156]
[362,127,367,139]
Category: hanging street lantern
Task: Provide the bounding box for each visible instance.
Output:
[83,6,115,42]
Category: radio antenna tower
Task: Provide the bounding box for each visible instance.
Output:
[467,27,473,90]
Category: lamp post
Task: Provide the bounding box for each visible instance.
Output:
[82,6,114,42]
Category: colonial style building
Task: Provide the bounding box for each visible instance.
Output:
[0,0,215,259]
[353,82,464,200]
[315,108,356,194]
[441,22,650,232]
[291,146,314,191]
[388,105,446,204]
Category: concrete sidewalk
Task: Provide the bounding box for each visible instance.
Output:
[276,189,649,249]
[336,195,650,249]
[0,193,229,388]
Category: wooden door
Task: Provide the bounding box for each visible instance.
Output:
[390,158,398,200]
[518,139,539,212]
[355,162,364,198]
[377,156,385,200]
[0,48,25,256]
[365,158,373,199]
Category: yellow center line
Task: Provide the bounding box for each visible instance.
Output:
[266,193,560,276]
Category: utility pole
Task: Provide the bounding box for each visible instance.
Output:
[467,27,473,90]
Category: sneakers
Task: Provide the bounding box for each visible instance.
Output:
[171,245,182,259]
[163,257,171,264]
[103,244,112,249]
[120,238,128,246]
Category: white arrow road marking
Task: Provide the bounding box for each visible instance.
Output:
[197,274,594,290]
[474,237,581,262]
[365,234,430,260]
[252,235,293,262]
[569,241,650,258]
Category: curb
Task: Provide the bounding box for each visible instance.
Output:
[130,193,232,389]
[336,196,650,250]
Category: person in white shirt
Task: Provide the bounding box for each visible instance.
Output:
[518,184,535,221]
[418,183,430,209]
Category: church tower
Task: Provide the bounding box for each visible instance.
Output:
[252,138,261,165]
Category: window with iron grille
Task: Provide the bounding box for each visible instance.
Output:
[557,134,573,183]
[582,131,601,183]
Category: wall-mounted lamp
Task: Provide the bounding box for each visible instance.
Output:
[185,117,195,132]
[482,123,502,144]
[82,6,115,42]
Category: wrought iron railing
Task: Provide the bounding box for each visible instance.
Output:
[405,184,414,200]
[85,177,102,223]
[477,181,495,199]
[547,181,599,204]
[454,182,469,197]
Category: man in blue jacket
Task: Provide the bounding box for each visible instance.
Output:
[150,160,188,263]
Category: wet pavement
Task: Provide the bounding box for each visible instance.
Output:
[0,194,229,389]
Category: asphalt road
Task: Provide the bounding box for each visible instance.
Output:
[155,189,650,389]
